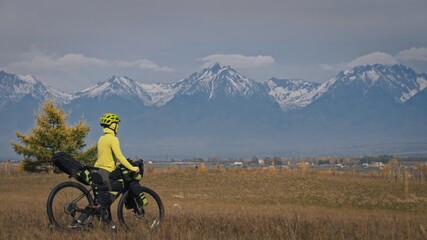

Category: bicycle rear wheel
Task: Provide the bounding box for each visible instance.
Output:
[117,186,164,231]
[47,181,94,229]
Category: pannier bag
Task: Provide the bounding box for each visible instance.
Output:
[52,152,92,185]
[124,183,148,209]
[124,195,137,209]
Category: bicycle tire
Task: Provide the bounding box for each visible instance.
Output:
[117,186,164,231]
[47,181,94,229]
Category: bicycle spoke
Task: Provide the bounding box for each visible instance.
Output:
[117,187,164,231]
[47,182,94,229]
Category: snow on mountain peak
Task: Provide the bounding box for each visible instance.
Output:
[74,75,178,107]
[140,83,178,107]
[17,74,37,84]
[266,78,321,110]
[320,64,427,103]
[77,75,146,99]
[175,64,259,99]
[0,70,72,106]
[268,64,427,111]
[205,63,223,73]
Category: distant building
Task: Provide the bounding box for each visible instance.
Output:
[372,162,384,168]
[233,162,243,167]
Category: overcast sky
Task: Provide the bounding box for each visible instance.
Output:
[1,0,427,92]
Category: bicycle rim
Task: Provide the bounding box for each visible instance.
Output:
[117,186,164,231]
[47,181,93,229]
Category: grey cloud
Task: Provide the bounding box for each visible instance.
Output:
[1,0,427,90]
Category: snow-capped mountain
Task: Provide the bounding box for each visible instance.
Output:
[1,64,427,159]
[320,64,427,103]
[73,75,179,107]
[71,64,269,107]
[0,70,71,109]
[172,63,263,99]
[4,63,421,112]
[75,75,150,101]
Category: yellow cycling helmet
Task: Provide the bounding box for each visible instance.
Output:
[100,113,121,127]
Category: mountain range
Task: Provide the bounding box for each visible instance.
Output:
[1,63,426,159]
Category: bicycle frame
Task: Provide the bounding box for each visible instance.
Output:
[80,178,132,216]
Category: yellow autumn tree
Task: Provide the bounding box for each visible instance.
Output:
[11,99,96,173]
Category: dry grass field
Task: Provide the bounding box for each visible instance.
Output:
[1,164,427,239]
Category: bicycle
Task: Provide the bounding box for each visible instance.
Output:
[46,158,164,231]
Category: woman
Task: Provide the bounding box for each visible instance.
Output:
[95,113,146,229]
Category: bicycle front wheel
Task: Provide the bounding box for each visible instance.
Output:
[47,181,94,229]
[117,186,164,231]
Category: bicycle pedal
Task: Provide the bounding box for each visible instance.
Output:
[68,220,84,229]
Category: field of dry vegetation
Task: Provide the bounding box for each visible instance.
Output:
[1,163,427,240]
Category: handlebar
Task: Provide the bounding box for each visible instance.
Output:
[123,158,144,177]
[135,159,144,177]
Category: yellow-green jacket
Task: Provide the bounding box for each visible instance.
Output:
[95,127,138,172]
